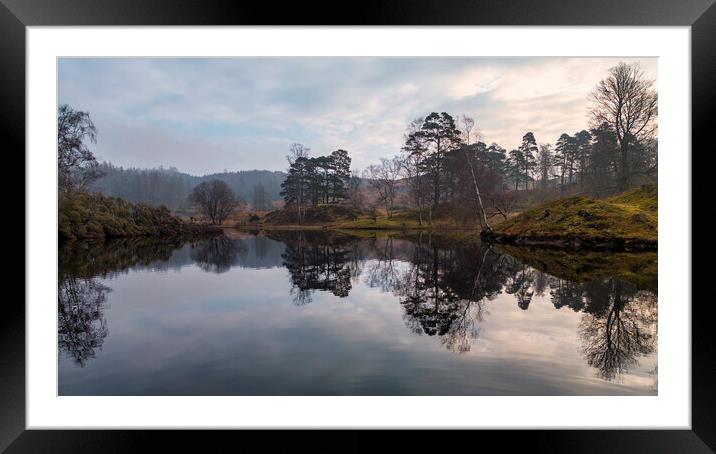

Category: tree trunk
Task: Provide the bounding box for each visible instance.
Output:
[464,149,492,232]
[619,142,629,191]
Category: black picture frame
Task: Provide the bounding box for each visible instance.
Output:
[4,0,711,452]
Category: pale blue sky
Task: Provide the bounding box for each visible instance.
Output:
[59,57,656,175]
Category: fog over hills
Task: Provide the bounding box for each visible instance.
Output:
[90,162,287,210]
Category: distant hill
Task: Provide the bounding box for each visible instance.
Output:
[90,162,287,210]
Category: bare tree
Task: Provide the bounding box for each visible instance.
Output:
[286,142,311,166]
[589,62,657,191]
[57,104,104,192]
[490,191,516,221]
[460,115,476,145]
[460,116,491,232]
[348,172,364,213]
[190,235,244,273]
[283,143,311,223]
[398,152,425,225]
[189,179,238,225]
[58,277,110,367]
[579,280,657,381]
[363,157,401,219]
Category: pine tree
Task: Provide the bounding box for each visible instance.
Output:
[518,132,539,190]
[554,133,576,192]
[537,144,553,190]
[574,130,592,190]
[416,112,462,205]
[329,149,351,203]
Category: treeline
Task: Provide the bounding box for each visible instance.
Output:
[359,62,657,227]
[275,62,657,229]
[280,144,352,221]
[90,163,287,210]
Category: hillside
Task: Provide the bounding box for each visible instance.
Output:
[59,192,222,241]
[90,163,286,210]
[482,184,657,251]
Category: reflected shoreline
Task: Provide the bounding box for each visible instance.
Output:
[59,230,657,386]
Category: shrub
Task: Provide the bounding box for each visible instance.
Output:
[59,192,221,241]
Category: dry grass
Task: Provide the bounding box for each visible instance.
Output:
[59,192,221,240]
[492,184,657,245]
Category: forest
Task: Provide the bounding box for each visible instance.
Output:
[274,62,657,242]
[58,61,657,248]
[89,163,286,211]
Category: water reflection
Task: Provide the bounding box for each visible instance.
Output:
[58,277,111,367]
[190,236,246,273]
[58,231,657,389]
[578,283,657,381]
[276,231,359,304]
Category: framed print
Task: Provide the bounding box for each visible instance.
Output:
[5,0,712,451]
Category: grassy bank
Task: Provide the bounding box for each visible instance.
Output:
[247,203,474,231]
[59,192,222,241]
[482,184,657,251]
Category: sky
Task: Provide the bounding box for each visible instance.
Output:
[58,57,657,176]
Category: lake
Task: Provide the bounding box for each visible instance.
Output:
[58,230,658,395]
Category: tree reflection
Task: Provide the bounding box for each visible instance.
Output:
[275,231,358,304]
[58,235,245,368]
[59,237,187,278]
[271,230,658,373]
[58,277,110,367]
[255,234,270,261]
[355,234,658,374]
[578,280,657,381]
[58,231,658,381]
[550,279,586,311]
[190,236,245,273]
[393,237,506,353]
[505,264,535,310]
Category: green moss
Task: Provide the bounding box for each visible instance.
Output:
[59,192,222,241]
[491,184,657,247]
[608,183,658,214]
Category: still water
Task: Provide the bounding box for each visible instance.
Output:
[58,230,657,395]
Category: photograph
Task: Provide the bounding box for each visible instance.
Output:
[56,56,659,396]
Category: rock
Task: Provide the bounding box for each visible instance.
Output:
[576,210,594,220]
[537,209,550,220]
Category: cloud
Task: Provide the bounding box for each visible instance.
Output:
[58,57,657,174]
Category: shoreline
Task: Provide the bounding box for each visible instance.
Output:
[228,224,657,252]
[228,223,481,232]
[480,231,657,252]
